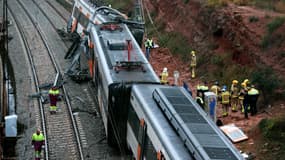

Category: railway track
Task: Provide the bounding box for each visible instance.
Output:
[8,0,83,159]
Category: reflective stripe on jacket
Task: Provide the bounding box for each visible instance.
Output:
[144,39,153,48]
[248,88,259,95]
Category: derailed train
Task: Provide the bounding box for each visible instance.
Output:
[67,0,244,159]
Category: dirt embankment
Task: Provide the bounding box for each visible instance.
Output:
[145,0,285,76]
[143,1,285,158]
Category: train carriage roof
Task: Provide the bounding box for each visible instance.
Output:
[91,23,160,83]
[131,84,193,160]
[132,84,243,159]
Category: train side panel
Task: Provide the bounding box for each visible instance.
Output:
[128,84,194,160]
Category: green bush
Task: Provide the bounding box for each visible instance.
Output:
[249,16,259,23]
[259,117,285,141]
[279,51,285,58]
[267,17,285,33]
[158,32,192,60]
[251,65,280,104]
[184,0,190,4]
[261,34,271,49]
[261,33,285,49]
[252,0,275,11]
[210,55,224,66]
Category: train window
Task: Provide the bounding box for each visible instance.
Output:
[128,106,140,138]
[78,13,89,28]
[143,135,156,160]
[73,7,80,19]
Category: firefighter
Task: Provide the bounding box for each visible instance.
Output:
[160,67,168,84]
[196,92,204,110]
[200,81,209,102]
[243,79,251,110]
[243,79,250,87]
[144,37,154,60]
[49,86,60,114]
[32,129,45,160]
[221,85,230,117]
[248,85,259,116]
[242,83,250,119]
[231,80,239,112]
[210,81,221,98]
[190,50,197,78]
[238,82,246,113]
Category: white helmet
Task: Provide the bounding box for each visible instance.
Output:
[163,67,167,72]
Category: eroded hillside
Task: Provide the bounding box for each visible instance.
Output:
[145,0,285,80]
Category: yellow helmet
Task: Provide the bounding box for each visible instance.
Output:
[241,82,246,87]
[232,80,238,84]
[244,79,249,84]
[191,50,195,56]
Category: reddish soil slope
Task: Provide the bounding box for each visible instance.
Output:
[143,0,285,158]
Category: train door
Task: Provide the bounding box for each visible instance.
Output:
[137,119,146,160]
[137,119,164,160]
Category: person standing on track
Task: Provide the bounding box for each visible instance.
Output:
[49,86,60,114]
[32,129,45,160]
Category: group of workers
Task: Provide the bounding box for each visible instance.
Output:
[196,79,260,119]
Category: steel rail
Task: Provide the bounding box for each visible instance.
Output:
[14,0,84,159]
[7,6,49,160]
[44,0,69,23]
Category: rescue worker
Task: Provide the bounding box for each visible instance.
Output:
[243,79,250,87]
[190,50,197,78]
[210,81,221,98]
[200,81,209,102]
[243,83,250,119]
[32,129,45,160]
[160,67,168,84]
[243,79,251,112]
[196,92,204,110]
[238,82,246,113]
[230,80,239,112]
[248,85,259,116]
[144,37,154,60]
[221,85,230,117]
[49,86,60,114]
